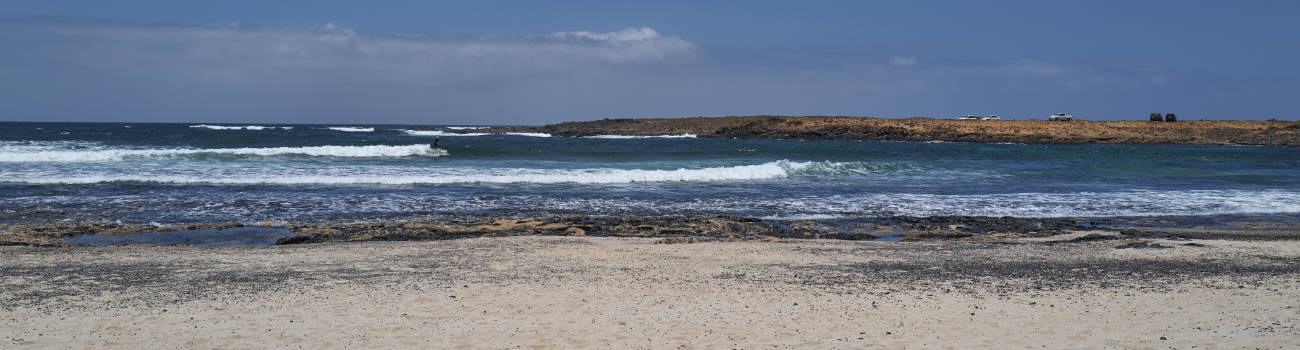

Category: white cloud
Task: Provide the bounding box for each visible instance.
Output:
[549,27,667,42]
[547,27,695,64]
[0,18,1196,124]
[889,56,918,67]
[1,18,695,84]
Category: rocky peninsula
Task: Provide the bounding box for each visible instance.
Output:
[461,116,1300,146]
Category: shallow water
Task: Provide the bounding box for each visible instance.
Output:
[2,122,1298,225]
[64,227,292,247]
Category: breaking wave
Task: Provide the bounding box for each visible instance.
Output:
[327,127,375,132]
[0,144,445,162]
[586,134,697,139]
[506,132,552,137]
[189,125,292,131]
[797,190,1300,218]
[399,130,551,137]
[7,160,812,184]
[402,130,488,137]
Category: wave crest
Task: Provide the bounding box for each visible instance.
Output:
[0,144,445,162]
[7,160,812,184]
[586,134,697,139]
[327,127,375,132]
[402,130,487,137]
[189,124,292,130]
[399,130,551,137]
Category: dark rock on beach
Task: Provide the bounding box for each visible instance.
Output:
[1114,241,1172,249]
[273,233,331,245]
[6,215,1297,247]
[271,215,1105,244]
[0,222,246,246]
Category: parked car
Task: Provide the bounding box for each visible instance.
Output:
[1048,113,1073,121]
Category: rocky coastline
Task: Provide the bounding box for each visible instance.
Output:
[449,116,1300,146]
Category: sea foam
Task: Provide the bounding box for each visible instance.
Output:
[586,134,697,139]
[327,127,375,132]
[0,144,445,162]
[399,130,551,137]
[402,130,488,136]
[189,124,291,130]
[506,132,552,137]
[7,160,811,184]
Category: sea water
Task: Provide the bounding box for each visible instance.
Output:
[2,122,1298,225]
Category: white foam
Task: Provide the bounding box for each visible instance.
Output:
[532,189,1300,218]
[586,134,697,139]
[6,160,807,184]
[399,130,551,137]
[189,124,291,130]
[758,214,840,220]
[505,132,552,137]
[0,140,106,152]
[0,144,445,162]
[805,190,1300,218]
[327,127,374,132]
[446,126,488,130]
[401,130,488,136]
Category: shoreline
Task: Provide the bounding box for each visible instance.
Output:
[5,214,1298,347]
[5,215,1299,247]
[448,116,1300,146]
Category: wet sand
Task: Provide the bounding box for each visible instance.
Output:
[3,234,1299,348]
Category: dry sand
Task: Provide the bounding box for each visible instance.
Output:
[3,235,1299,349]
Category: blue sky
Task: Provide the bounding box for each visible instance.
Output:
[2,1,1297,124]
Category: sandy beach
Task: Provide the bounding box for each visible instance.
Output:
[4,233,1298,349]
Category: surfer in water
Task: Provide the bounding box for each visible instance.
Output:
[432,137,440,149]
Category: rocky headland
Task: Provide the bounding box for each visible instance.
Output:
[455,116,1300,146]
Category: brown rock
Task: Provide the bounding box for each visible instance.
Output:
[475,116,1300,146]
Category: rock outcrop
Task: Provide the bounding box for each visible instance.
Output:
[462,116,1300,146]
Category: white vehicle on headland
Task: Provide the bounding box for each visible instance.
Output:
[1048,113,1073,121]
[957,115,981,120]
[985,115,1001,120]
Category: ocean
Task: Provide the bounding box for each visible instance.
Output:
[2,122,1298,226]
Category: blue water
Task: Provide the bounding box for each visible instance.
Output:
[2,122,1298,225]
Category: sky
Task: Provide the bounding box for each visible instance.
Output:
[2,0,1297,124]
